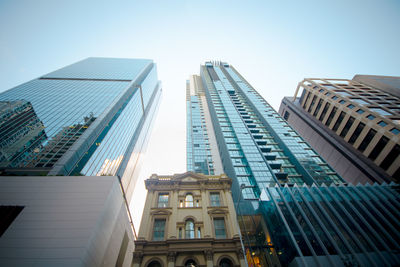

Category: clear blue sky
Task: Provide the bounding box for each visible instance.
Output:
[1,0,399,225]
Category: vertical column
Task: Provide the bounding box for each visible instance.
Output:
[205,250,213,267]
[138,190,154,240]
[168,189,178,238]
[201,187,212,238]
[167,252,176,267]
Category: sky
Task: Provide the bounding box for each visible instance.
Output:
[0,0,399,228]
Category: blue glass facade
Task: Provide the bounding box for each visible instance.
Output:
[260,183,400,266]
[0,57,161,200]
[186,62,400,266]
[188,62,343,205]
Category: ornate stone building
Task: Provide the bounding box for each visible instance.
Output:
[133,172,245,267]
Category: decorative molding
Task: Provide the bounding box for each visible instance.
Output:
[204,250,213,261]
[167,251,177,262]
[132,252,143,264]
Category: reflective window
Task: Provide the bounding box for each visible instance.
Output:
[153,219,165,241]
[158,193,169,208]
[210,192,221,206]
[214,218,226,238]
[185,220,195,239]
[185,194,194,207]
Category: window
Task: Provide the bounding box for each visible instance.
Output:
[332,96,338,100]
[307,95,317,112]
[219,258,233,267]
[148,261,162,267]
[319,102,330,122]
[347,104,355,109]
[179,227,182,238]
[185,194,194,207]
[210,192,221,206]
[313,99,323,116]
[339,100,346,104]
[380,144,400,170]
[368,136,389,161]
[332,111,346,132]
[356,109,365,114]
[391,128,400,135]
[197,227,201,238]
[378,121,387,127]
[158,193,169,208]
[283,111,290,120]
[325,107,338,127]
[358,129,376,152]
[214,218,226,239]
[340,116,355,138]
[153,219,166,241]
[185,219,195,239]
[348,122,365,145]
[0,206,24,237]
[367,115,375,120]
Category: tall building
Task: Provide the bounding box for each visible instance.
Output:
[133,172,246,267]
[186,62,349,266]
[0,58,161,266]
[0,57,162,200]
[187,62,344,200]
[279,75,400,184]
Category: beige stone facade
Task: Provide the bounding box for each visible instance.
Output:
[133,172,245,267]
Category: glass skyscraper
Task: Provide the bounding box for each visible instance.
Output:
[187,62,343,201]
[0,57,161,201]
[187,62,400,266]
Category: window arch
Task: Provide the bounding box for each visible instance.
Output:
[185,219,195,239]
[219,258,233,267]
[185,193,194,207]
[185,259,197,267]
[147,260,162,267]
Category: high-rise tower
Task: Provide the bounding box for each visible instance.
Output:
[0,57,161,200]
[187,62,343,202]
[0,58,161,266]
[279,75,400,184]
[187,63,400,266]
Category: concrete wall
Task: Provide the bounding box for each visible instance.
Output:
[0,176,134,267]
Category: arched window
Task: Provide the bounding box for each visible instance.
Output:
[185,194,194,207]
[219,258,233,267]
[148,260,162,267]
[185,259,197,267]
[185,219,195,239]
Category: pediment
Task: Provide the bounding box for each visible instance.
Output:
[150,208,172,216]
[207,207,228,215]
[173,171,209,182]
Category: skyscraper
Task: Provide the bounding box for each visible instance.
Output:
[187,62,343,201]
[279,75,400,184]
[0,58,161,266]
[0,57,161,200]
[187,63,400,266]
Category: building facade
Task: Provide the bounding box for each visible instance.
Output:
[0,57,162,201]
[186,62,350,266]
[133,172,245,267]
[0,58,161,266]
[260,182,400,266]
[279,76,400,184]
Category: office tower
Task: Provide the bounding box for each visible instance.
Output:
[0,57,161,200]
[0,58,161,266]
[133,172,245,267]
[187,62,343,201]
[187,63,400,266]
[279,75,400,184]
[187,62,342,265]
